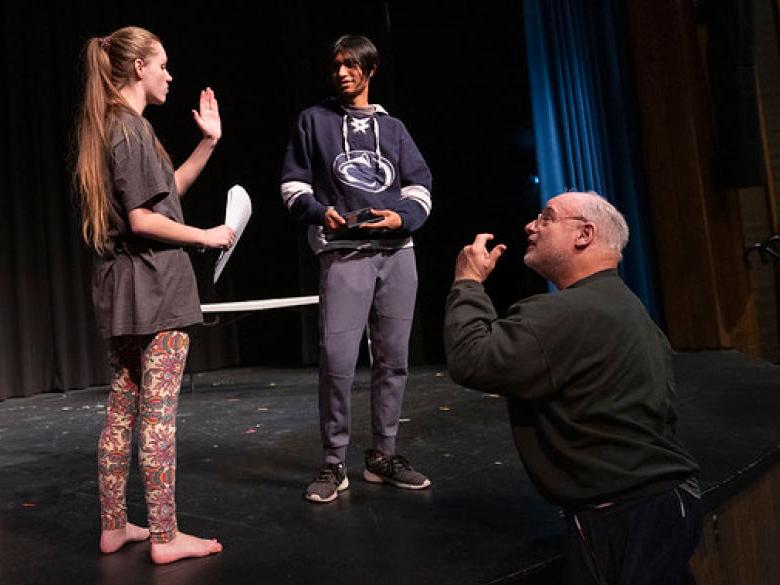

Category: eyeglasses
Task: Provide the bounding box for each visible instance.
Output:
[534,211,589,227]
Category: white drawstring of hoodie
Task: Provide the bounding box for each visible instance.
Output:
[341,114,381,166]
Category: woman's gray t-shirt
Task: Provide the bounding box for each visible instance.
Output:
[92,113,202,338]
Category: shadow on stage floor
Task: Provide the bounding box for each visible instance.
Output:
[0,350,778,585]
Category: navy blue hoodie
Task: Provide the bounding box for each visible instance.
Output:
[281,99,432,254]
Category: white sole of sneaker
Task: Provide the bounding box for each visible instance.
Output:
[304,476,350,503]
[362,469,431,490]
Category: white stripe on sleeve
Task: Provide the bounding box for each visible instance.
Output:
[400,185,432,215]
[280,181,314,209]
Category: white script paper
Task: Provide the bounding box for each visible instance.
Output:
[214,184,252,283]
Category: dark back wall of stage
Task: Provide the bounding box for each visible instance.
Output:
[0,2,540,397]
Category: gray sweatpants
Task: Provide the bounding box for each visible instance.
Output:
[317,248,417,465]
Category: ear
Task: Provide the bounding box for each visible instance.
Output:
[574,222,595,250]
[134,58,145,80]
[367,65,377,79]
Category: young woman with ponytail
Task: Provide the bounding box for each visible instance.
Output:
[74,26,231,564]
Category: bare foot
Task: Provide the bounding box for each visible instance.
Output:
[100,523,151,554]
[150,532,223,565]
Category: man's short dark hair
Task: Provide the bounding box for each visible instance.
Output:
[331,34,379,74]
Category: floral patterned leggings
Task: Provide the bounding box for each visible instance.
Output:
[98,330,189,544]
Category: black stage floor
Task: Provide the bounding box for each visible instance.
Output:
[1,351,779,585]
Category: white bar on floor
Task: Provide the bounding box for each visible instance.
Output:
[201,295,319,313]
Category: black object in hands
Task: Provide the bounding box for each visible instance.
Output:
[343,207,382,228]
[327,207,404,240]
[328,207,380,238]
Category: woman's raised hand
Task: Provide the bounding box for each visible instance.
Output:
[192,87,221,144]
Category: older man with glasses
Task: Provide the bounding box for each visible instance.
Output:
[444,191,702,585]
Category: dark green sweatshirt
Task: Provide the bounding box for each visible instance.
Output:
[444,269,699,508]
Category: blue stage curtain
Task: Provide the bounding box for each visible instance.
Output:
[524,0,662,323]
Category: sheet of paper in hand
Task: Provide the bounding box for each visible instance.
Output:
[214,184,252,284]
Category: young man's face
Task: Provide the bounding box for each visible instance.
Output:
[331,51,372,104]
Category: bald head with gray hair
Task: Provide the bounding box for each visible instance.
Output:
[564,191,629,258]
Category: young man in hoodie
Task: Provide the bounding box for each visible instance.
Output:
[281,34,433,503]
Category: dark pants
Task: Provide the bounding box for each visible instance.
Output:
[563,487,702,585]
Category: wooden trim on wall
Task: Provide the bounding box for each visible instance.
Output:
[626,0,761,353]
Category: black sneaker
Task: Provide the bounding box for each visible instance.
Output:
[363,450,431,490]
[304,463,349,503]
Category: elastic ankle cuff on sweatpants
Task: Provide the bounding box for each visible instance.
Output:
[325,446,348,465]
[373,436,396,457]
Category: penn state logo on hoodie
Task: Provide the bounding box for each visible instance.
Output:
[332,114,395,193]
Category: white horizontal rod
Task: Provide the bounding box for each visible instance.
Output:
[201,295,319,313]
